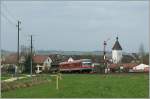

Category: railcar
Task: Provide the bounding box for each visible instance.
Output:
[59,59,94,73]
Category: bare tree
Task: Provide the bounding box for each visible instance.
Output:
[138,43,145,63]
[20,45,30,56]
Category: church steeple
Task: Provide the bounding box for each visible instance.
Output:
[112,37,122,50]
[116,36,118,41]
[112,36,123,64]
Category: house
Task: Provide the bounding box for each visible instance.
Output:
[133,63,149,72]
[2,53,25,65]
[33,55,52,73]
[2,54,17,65]
[108,63,138,72]
[1,53,25,74]
[108,63,149,73]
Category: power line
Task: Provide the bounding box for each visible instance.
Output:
[1,3,17,21]
[1,3,19,29]
[1,11,16,27]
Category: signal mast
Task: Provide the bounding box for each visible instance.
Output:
[103,38,110,73]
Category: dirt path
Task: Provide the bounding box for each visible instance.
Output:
[2,75,36,82]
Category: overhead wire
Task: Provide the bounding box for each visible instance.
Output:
[1,11,16,27]
[0,3,34,54]
[1,3,18,28]
[1,3,36,51]
[1,3,17,22]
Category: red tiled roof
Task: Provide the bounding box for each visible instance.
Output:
[122,63,138,69]
[2,54,50,64]
[108,64,118,69]
[2,53,18,64]
[33,55,49,64]
[109,63,139,69]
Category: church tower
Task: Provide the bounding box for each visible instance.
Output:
[112,37,122,64]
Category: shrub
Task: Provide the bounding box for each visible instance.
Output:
[1,76,50,92]
[1,82,11,92]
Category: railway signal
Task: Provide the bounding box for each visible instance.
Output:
[103,38,110,74]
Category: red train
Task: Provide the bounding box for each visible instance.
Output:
[59,59,95,73]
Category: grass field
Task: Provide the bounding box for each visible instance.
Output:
[1,73,149,98]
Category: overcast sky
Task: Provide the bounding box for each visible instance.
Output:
[1,1,149,53]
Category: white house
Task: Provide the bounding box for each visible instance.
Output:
[43,57,52,67]
[112,37,123,64]
[36,65,44,74]
[33,55,52,73]
[133,63,149,71]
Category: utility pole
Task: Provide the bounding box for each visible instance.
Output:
[103,41,107,73]
[30,35,33,77]
[103,41,106,64]
[103,38,110,74]
[17,20,21,78]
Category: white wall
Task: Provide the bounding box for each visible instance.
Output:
[43,57,52,68]
[112,50,122,64]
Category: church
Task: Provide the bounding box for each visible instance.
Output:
[112,37,123,64]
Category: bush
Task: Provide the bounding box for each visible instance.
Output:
[1,82,11,92]
[94,64,106,74]
[1,65,15,74]
[1,76,50,92]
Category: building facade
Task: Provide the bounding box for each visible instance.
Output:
[112,37,123,64]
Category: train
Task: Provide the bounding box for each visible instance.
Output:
[59,59,95,73]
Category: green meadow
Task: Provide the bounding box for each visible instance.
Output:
[1,73,149,98]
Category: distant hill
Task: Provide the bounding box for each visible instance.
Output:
[35,50,131,56]
[1,49,134,57]
[35,50,105,56]
[1,50,14,56]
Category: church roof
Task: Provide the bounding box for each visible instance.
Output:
[112,37,122,50]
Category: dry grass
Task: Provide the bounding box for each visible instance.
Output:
[1,75,51,92]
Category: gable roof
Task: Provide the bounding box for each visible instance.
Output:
[112,37,122,50]
[2,53,18,64]
[2,53,26,64]
[33,55,49,64]
[108,63,138,69]
[49,54,62,64]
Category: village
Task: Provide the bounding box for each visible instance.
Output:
[1,35,149,98]
[1,1,149,98]
[1,37,149,75]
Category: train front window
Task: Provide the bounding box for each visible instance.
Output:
[82,62,91,66]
